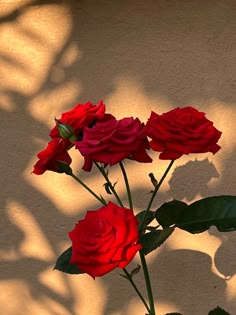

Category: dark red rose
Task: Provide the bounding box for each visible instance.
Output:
[32,138,72,175]
[145,107,222,160]
[50,100,105,139]
[69,202,142,278]
[74,116,152,171]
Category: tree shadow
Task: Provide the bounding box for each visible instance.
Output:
[0,0,236,314]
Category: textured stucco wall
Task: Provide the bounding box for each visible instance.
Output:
[0,1,236,314]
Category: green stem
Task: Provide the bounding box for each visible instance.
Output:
[119,161,133,210]
[123,268,151,314]
[119,161,155,314]
[70,172,106,205]
[139,252,156,315]
[140,160,174,230]
[94,162,124,207]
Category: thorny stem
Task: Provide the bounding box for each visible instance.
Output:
[119,161,156,314]
[70,172,107,205]
[140,160,175,231]
[119,161,133,210]
[123,268,151,314]
[94,161,124,207]
[139,252,156,315]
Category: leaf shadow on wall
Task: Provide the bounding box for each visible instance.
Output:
[168,158,220,202]
[100,156,236,315]
[0,0,236,314]
[0,93,79,315]
[0,1,90,314]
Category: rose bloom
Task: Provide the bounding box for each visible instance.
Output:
[69,202,142,278]
[74,116,152,171]
[33,138,72,175]
[50,100,105,138]
[145,107,222,160]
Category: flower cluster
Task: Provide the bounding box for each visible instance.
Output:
[33,101,221,176]
[33,101,229,315]
[33,100,106,174]
[33,101,222,278]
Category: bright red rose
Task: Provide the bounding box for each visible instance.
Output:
[74,116,152,171]
[145,107,222,160]
[69,202,142,278]
[32,138,72,175]
[50,100,105,139]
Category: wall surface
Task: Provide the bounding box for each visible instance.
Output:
[0,1,236,314]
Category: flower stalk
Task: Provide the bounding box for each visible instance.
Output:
[94,161,124,207]
[70,172,107,205]
[119,161,133,210]
[139,160,175,231]
[139,252,156,315]
[123,268,151,314]
[33,103,224,315]
[119,161,156,315]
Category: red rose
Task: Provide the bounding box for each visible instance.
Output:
[74,116,152,171]
[69,202,142,278]
[145,107,222,160]
[32,138,72,175]
[50,100,105,139]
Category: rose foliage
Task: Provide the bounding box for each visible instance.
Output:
[33,101,235,315]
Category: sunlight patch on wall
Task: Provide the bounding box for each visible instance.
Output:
[0,3,72,95]
[18,4,72,53]
[162,228,225,279]
[27,296,72,315]
[70,275,106,315]
[207,101,236,171]
[125,298,180,315]
[29,79,81,126]
[166,228,221,257]
[226,274,236,304]
[0,280,31,315]
[31,296,72,315]
[153,302,181,315]
[126,298,147,314]
[0,93,16,112]
[0,1,32,16]
[0,276,99,315]
[60,43,81,68]
[7,201,55,260]
[25,147,106,215]
[39,266,70,297]
[105,75,173,120]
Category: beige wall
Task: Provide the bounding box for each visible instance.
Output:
[0,1,236,314]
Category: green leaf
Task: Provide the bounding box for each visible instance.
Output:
[120,264,141,280]
[54,247,84,275]
[208,306,230,315]
[176,195,236,234]
[130,264,141,277]
[136,210,156,229]
[140,227,174,255]
[155,200,188,227]
[103,182,112,194]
